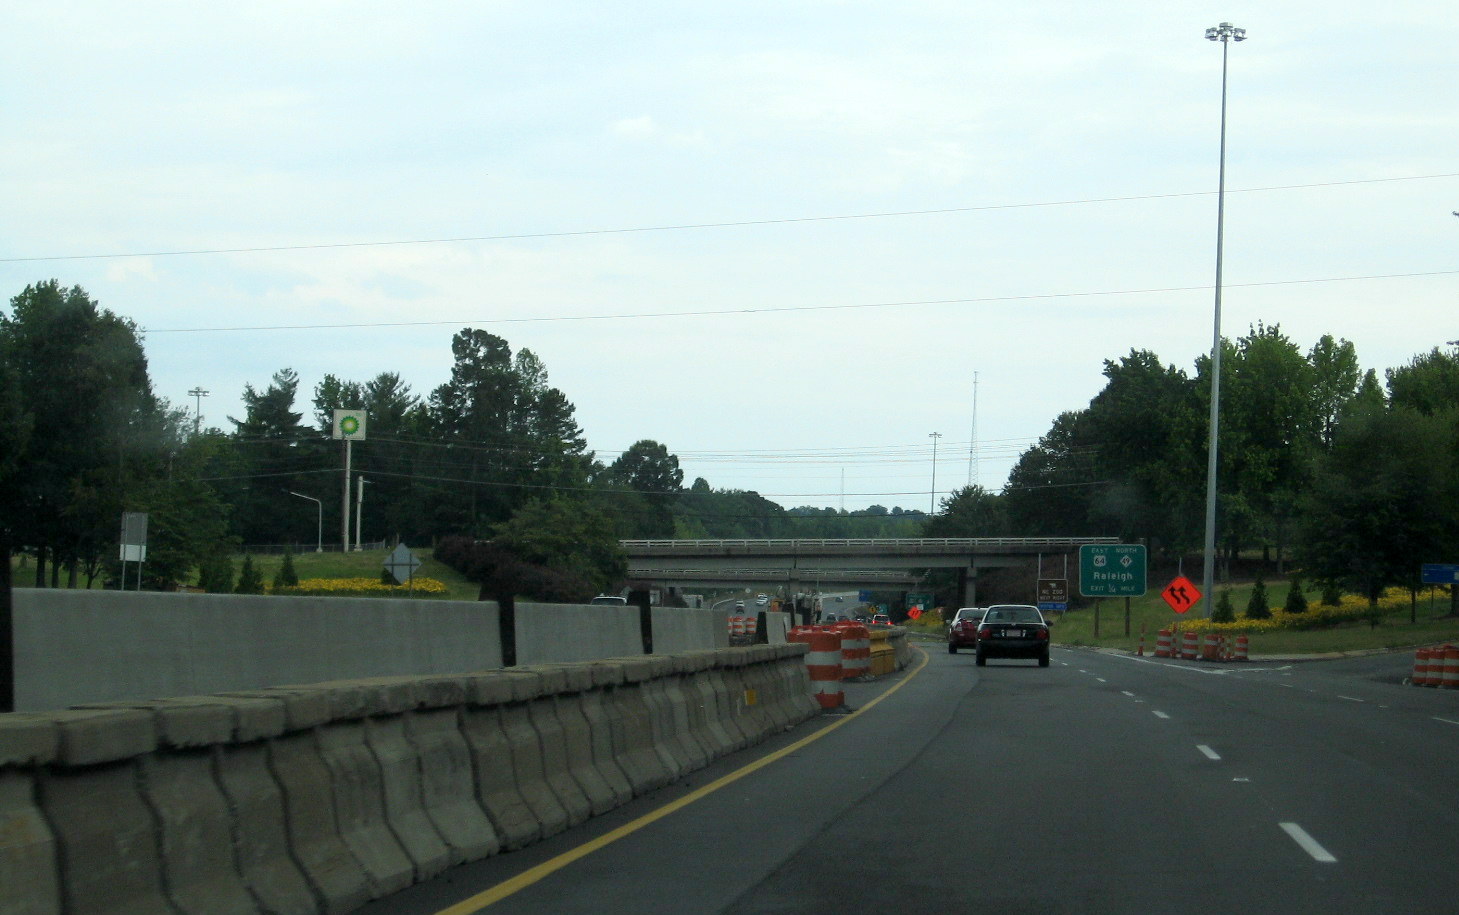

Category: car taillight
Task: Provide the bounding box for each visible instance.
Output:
[1036,628,1050,641]
[978,626,992,639]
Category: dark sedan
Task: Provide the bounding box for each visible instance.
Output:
[976,604,1051,667]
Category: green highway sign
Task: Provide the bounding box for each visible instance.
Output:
[1079,544,1147,597]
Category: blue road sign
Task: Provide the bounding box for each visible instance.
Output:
[1421,563,1459,585]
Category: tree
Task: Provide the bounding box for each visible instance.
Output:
[235,555,264,594]
[1387,347,1459,416]
[1284,573,1308,614]
[0,281,160,586]
[1297,403,1457,606]
[1245,574,1271,620]
[227,368,324,547]
[1212,590,1236,623]
[1003,412,1096,536]
[491,498,627,593]
[1308,335,1361,449]
[925,486,1006,538]
[273,548,300,589]
[606,440,684,538]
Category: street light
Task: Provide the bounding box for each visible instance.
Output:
[1201,21,1247,617]
[928,432,942,515]
[287,491,323,552]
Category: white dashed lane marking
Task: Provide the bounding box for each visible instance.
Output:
[1197,744,1221,760]
[1280,822,1338,863]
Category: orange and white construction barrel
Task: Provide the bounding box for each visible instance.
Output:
[1201,633,1220,661]
[1234,634,1249,662]
[1181,631,1199,660]
[1440,646,1459,689]
[837,623,871,679]
[1155,629,1172,658]
[1412,648,1429,685]
[803,629,844,709]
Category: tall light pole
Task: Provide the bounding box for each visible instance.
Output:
[1202,21,1246,616]
[928,432,942,515]
[288,491,323,553]
[188,387,209,436]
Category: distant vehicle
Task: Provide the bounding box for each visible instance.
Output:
[590,595,628,605]
[947,607,985,654]
[820,612,844,623]
[735,600,746,611]
[976,604,1051,667]
[755,595,770,606]
[834,595,844,602]
[870,613,892,626]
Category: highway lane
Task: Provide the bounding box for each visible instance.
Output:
[365,646,1459,914]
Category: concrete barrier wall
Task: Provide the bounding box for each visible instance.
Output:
[0,646,815,915]
[13,591,738,712]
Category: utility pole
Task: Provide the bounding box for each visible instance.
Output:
[928,432,942,515]
[188,387,209,436]
[966,371,979,488]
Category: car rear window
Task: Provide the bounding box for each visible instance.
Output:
[984,607,1043,624]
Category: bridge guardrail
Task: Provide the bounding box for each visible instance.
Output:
[621,537,1121,552]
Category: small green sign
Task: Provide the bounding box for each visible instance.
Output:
[1079,544,1147,597]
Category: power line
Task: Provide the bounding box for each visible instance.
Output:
[141,268,1459,334]
[5,172,1453,265]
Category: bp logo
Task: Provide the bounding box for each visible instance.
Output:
[332,409,366,440]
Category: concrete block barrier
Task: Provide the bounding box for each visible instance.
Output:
[461,674,541,851]
[0,768,59,915]
[266,730,373,914]
[404,708,499,864]
[495,674,572,841]
[362,715,451,882]
[577,665,635,808]
[0,642,820,915]
[0,715,60,915]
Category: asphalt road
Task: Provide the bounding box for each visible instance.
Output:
[364,645,1459,915]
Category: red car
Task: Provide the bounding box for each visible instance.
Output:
[946,607,985,653]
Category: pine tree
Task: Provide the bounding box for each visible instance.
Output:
[198,553,234,593]
[1284,574,1308,614]
[1321,582,1342,605]
[1212,590,1236,623]
[236,555,264,594]
[1246,575,1271,620]
[273,548,299,589]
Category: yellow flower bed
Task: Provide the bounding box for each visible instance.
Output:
[1180,587,1413,633]
[272,577,449,598]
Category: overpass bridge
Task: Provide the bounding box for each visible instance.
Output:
[622,537,1118,605]
[624,568,922,590]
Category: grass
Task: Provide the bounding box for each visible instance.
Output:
[1051,580,1459,655]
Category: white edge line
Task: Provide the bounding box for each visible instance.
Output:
[1196,744,1221,760]
[1279,822,1338,863]
[1434,716,1459,726]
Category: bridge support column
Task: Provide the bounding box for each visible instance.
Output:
[958,567,977,608]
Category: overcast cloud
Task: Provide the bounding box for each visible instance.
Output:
[3,1,1456,511]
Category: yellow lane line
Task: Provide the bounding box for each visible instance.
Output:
[434,645,932,914]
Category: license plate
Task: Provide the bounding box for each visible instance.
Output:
[1006,629,1022,638]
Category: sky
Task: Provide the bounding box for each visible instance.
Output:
[3,1,1456,514]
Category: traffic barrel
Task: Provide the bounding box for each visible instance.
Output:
[1412,648,1428,685]
[1234,634,1249,661]
[1441,646,1459,689]
[802,628,844,709]
[1201,633,1220,661]
[1181,631,1199,660]
[833,622,871,680]
[745,615,758,640]
[1155,629,1172,658]
[730,616,746,640]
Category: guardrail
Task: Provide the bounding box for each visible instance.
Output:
[621,537,1120,552]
